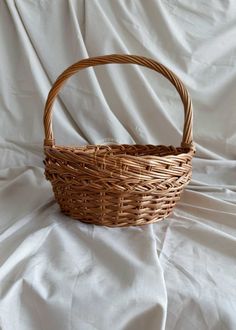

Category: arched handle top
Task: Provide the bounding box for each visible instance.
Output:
[43,54,194,148]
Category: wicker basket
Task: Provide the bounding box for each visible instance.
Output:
[43,54,195,227]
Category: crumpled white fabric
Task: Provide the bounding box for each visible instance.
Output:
[0,1,236,329]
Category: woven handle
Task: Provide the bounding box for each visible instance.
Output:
[44,54,193,148]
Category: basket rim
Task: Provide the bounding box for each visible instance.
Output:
[44,143,195,160]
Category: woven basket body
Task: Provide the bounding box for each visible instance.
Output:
[44,55,195,227]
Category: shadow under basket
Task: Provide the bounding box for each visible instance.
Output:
[43,54,195,227]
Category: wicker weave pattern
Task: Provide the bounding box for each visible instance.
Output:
[43,54,194,227]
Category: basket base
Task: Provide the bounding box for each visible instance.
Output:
[54,191,178,227]
[62,210,173,227]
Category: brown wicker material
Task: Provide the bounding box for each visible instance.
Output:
[43,54,195,227]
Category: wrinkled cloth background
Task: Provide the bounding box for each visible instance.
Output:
[0,1,236,329]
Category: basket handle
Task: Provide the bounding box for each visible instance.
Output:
[44,54,194,148]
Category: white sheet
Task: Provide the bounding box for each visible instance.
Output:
[0,1,236,329]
